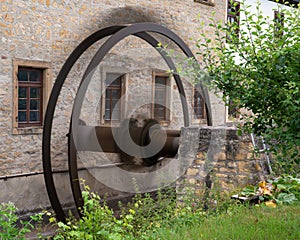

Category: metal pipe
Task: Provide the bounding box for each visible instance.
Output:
[76,125,180,157]
[0,163,126,181]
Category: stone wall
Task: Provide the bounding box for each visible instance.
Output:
[177,126,269,199]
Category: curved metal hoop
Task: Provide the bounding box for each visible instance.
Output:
[70,28,192,216]
[43,26,125,222]
[42,23,212,222]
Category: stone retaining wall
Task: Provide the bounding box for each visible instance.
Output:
[177,126,268,199]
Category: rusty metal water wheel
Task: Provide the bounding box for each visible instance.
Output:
[42,23,212,222]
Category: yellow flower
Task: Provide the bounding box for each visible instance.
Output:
[265,200,276,208]
[129,209,135,214]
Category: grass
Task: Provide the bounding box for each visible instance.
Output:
[153,204,300,240]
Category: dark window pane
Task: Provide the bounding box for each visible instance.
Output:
[154,104,166,119]
[154,76,168,121]
[104,109,111,120]
[155,76,167,85]
[106,74,122,86]
[18,69,28,82]
[30,88,40,98]
[30,111,40,122]
[18,99,27,110]
[105,89,111,99]
[104,74,122,122]
[18,87,27,98]
[111,99,119,107]
[29,69,42,82]
[30,99,40,110]
[110,78,121,86]
[194,88,205,119]
[105,97,110,108]
[111,89,120,99]
[18,111,27,122]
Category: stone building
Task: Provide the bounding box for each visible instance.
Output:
[0,0,230,213]
[1,0,293,213]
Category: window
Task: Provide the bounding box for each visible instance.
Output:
[227,0,240,39]
[153,73,171,123]
[17,68,43,127]
[274,11,284,37]
[99,68,127,125]
[193,86,205,119]
[104,73,123,122]
[13,59,52,134]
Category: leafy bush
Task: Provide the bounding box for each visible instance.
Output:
[118,188,177,238]
[53,184,124,240]
[238,175,300,206]
[0,202,43,240]
[52,183,210,240]
[197,0,300,174]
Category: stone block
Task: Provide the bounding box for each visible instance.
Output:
[186,168,199,176]
[215,173,228,179]
[196,152,205,159]
[218,180,235,190]
[194,159,205,164]
[213,152,226,161]
[235,153,247,161]
[219,167,237,174]
[216,161,226,168]
[226,161,236,169]
[188,178,196,184]
[238,161,252,173]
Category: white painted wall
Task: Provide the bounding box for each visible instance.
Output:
[245,0,293,17]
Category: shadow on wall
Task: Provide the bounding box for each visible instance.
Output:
[99,6,161,27]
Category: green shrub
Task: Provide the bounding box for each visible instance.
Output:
[53,184,124,240]
[238,174,300,206]
[0,202,43,240]
[53,184,208,240]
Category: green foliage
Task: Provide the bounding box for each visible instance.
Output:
[52,183,212,240]
[0,202,43,240]
[269,174,300,202]
[52,184,179,240]
[118,188,177,238]
[53,184,124,240]
[197,0,300,173]
[239,174,300,205]
[50,176,299,239]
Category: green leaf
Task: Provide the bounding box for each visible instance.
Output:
[276,193,298,205]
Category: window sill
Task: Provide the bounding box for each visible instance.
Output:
[194,0,215,7]
[13,126,43,135]
[159,120,171,127]
[192,118,207,125]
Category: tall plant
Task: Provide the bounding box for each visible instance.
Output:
[196,0,300,173]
